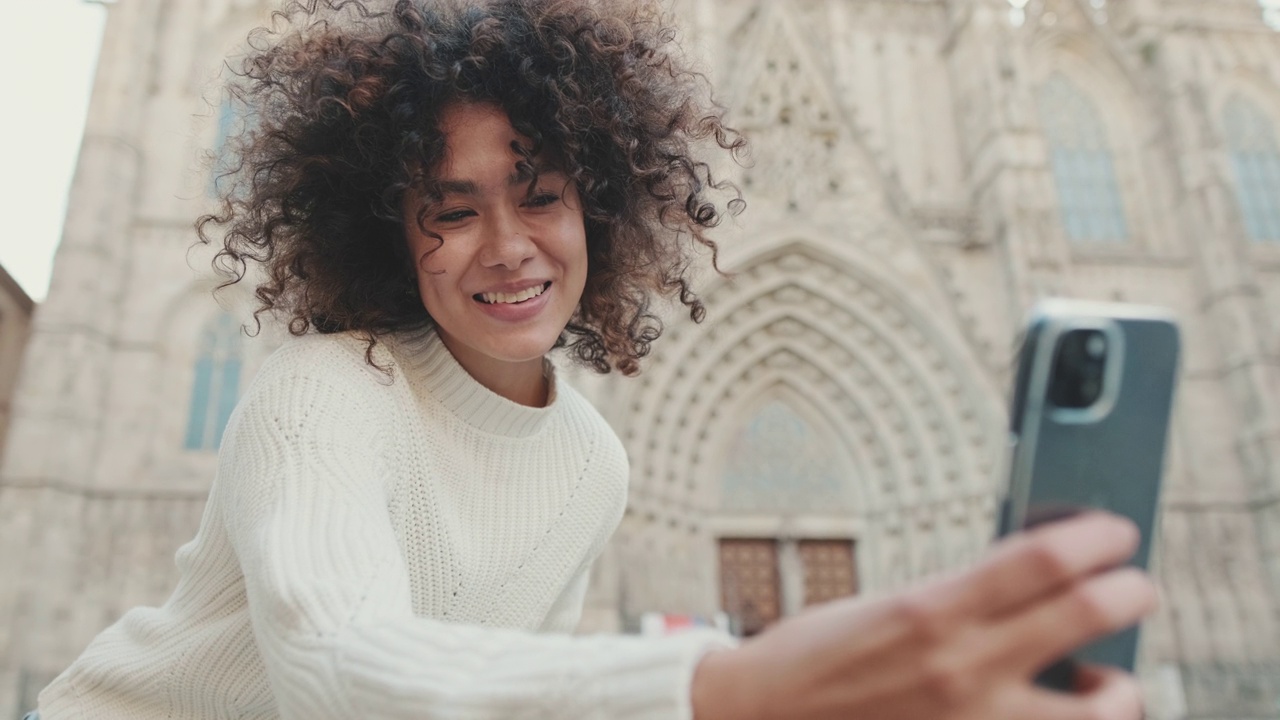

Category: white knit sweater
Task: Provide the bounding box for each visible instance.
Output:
[39,328,731,720]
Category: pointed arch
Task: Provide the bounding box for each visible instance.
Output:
[1037,73,1129,243]
[625,242,1002,511]
[618,242,1005,593]
[722,2,885,220]
[183,312,244,451]
[1223,95,1280,242]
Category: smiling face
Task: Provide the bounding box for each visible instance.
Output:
[403,103,588,405]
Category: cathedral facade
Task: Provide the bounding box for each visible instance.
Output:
[2,0,1279,717]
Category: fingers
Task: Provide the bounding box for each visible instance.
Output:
[991,567,1158,676]
[1009,664,1145,720]
[945,512,1141,620]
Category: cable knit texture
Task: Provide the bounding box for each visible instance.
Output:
[38,328,732,720]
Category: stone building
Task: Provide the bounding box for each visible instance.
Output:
[0,264,34,466]
[1,0,1278,717]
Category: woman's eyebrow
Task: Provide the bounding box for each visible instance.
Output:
[510,160,562,185]
[434,178,480,196]
[430,163,560,198]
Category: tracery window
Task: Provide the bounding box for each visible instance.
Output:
[720,400,848,512]
[184,312,243,451]
[1224,96,1280,242]
[1037,74,1129,243]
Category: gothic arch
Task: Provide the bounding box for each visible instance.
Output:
[716,0,896,235]
[1207,70,1280,129]
[621,241,1003,520]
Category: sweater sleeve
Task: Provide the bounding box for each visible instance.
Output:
[219,369,733,720]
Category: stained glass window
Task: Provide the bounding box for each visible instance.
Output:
[721,400,847,512]
[1038,74,1129,243]
[184,313,243,451]
[209,96,255,197]
[1224,96,1280,242]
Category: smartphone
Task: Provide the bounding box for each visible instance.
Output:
[998,299,1180,689]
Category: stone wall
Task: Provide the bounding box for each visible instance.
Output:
[0,264,33,467]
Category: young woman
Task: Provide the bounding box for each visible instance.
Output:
[33,1,1156,719]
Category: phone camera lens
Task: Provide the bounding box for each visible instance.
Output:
[1049,329,1108,409]
[1085,333,1107,359]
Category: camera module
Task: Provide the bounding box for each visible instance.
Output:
[1049,329,1109,409]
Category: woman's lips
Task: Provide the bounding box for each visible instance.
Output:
[472,281,553,322]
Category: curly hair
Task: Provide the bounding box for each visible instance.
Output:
[199,0,745,375]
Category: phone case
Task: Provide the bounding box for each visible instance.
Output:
[1000,299,1180,685]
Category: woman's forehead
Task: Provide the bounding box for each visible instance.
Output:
[421,104,564,189]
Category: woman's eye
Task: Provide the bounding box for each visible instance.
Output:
[524,193,560,208]
[435,209,475,223]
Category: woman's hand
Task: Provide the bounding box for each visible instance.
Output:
[691,512,1154,720]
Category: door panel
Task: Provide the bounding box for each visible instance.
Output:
[798,539,857,607]
[718,539,781,636]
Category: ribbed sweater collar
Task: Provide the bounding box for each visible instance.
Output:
[387,326,557,438]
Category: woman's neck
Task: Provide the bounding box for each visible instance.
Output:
[435,333,549,408]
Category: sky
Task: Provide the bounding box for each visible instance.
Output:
[0,0,107,302]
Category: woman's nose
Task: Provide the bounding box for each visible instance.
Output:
[479,211,537,270]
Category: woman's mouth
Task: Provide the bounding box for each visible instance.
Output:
[475,282,551,305]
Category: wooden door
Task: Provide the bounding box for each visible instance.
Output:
[798,539,857,607]
[718,539,781,636]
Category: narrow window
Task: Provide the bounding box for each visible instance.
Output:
[209,97,254,197]
[1038,74,1129,243]
[184,313,243,451]
[1224,96,1280,242]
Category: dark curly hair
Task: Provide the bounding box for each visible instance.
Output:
[199,0,745,375]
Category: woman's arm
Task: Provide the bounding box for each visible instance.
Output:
[690,512,1153,720]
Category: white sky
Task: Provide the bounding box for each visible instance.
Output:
[0,0,106,302]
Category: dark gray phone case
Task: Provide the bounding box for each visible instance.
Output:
[999,300,1180,687]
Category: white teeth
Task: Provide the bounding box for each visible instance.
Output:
[481,283,547,305]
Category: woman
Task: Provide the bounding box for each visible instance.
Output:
[33,1,1155,718]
